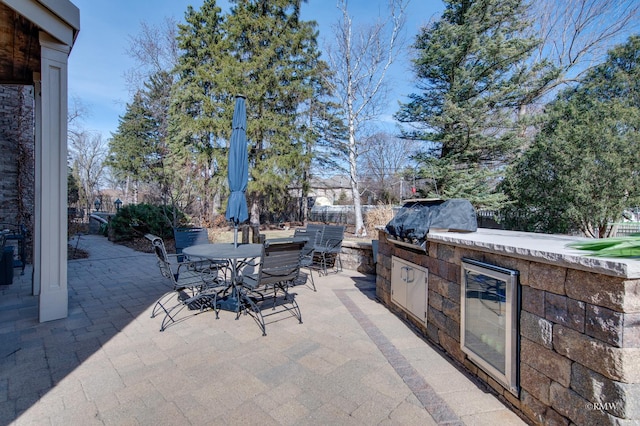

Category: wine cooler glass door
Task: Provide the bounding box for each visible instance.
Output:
[461,258,519,396]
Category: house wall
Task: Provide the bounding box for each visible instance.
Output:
[0,85,35,242]
[376,229,640,425]
[1,85,21,224]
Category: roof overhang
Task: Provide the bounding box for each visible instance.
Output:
[0,0,79,84]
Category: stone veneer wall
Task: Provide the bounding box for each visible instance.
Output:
[376,229,640,425]
[340,240,375,275]
[0,85,35,261]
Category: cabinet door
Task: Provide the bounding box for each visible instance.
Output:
[391,257,407,307]
[406,265,427,322]
[391,256,428,324]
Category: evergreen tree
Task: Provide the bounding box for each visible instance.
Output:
[172,0,329,226]
[105,91,156,203]
[395,0,540,209]
[170,2,228,223]
[144,71,194,225]
[502,36,640,237]
[107,71,187,224]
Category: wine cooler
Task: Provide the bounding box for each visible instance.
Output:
[461,258,520,396]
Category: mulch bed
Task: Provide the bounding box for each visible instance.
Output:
[67,244,89,260]
[115,237,175,254]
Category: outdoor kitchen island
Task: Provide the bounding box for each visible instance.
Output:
[376,227,640,425]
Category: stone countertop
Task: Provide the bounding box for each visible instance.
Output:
[342,240,373,249]
[427,228,640,279]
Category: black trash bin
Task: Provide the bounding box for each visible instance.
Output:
[1,246,14,285]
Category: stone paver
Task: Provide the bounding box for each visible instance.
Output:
[0,234,528,425]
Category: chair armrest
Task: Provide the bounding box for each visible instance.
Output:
[316,238,342,253]
[178,260,226,285]
[241,274,259,290]
[236,257,260,275]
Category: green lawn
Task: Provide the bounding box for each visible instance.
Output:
[210,228,300,243]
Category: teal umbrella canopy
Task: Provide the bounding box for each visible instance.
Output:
[225,95,249,228]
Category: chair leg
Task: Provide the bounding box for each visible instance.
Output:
[239,291,266,336]
[281,296,303,325]
[151,291,177,318]
[159,299,189,331]
[307,268,316,291]
[151,292,175,330]
[212,291,220,319]
[272,285,280,308]
[320,253,328,276]
[155,285,221,331]
[184,288,221,318]
[318,252,341,275]
[293,298,302,324]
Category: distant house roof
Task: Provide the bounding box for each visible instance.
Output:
[310,175,351,190]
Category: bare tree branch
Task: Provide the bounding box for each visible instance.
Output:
[527,0,639,99]
[67,95,90,142]
[124,17,180,94]
[69,132,108,213]
[360,132,418,202]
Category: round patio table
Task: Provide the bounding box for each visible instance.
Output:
[183,243,263,313]
[183,243,262,261]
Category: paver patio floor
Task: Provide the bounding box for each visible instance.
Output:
[0,234,527,425]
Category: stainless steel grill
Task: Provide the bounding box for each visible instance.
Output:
[384,198,477,251]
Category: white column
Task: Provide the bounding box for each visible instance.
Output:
[33,74,41,297]
[36,33,69,322]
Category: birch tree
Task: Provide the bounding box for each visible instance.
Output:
[124,17,180,95]
[325,0,408,237]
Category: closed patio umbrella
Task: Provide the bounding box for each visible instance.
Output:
[225,95,249,247]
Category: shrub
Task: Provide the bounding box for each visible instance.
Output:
[109,203,185,241]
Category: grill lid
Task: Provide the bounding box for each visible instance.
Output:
[385,198,477,250]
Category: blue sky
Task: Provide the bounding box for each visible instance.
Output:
[67,0,442,139]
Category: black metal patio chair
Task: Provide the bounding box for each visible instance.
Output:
[174,226,228,277]
[0,223,27,275]
[293,227,321,291]
[145,234,226,331]
[312,224,345,275]
[238,240,305,336]
[174,227,209,261]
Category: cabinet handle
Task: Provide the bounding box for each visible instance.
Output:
[401,266,415,283]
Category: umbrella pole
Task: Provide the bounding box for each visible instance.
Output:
[232,222,239,315]
[234,224,238,247]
